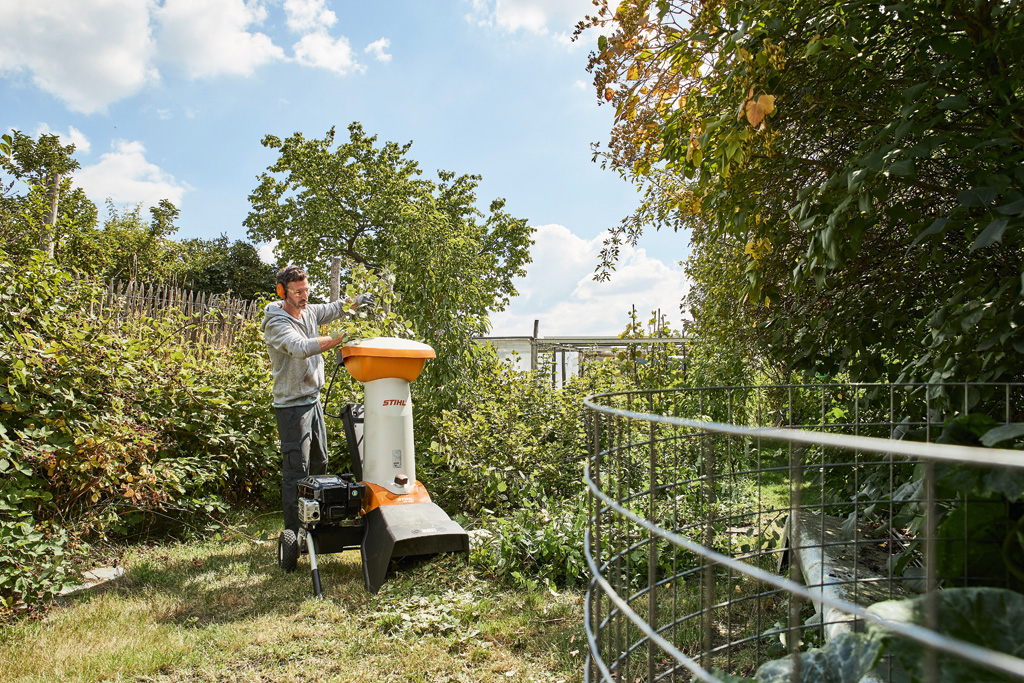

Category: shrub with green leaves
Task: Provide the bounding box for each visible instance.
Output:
[422,349,629,516]
[417,350,637,588]
[0,251,279,610]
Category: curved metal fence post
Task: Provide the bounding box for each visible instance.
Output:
[702,427,716,673]
[648,415,658,683]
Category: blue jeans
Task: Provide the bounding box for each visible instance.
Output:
[275,401,329,530]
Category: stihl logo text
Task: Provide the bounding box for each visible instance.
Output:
[382,399,407,407]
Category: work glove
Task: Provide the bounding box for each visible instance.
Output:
[353,293,375,308]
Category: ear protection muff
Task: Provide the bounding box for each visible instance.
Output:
[277,265,301,299]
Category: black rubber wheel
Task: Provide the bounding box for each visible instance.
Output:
[278,529,299,572]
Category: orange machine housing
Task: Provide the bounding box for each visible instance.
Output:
[341,340,436,383]
[362,481,432,514]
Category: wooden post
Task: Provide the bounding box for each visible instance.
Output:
[330,256,341,302]
[125,281,134,321]
[188,290,198,343]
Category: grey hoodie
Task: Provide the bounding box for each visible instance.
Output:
[261,299,350,408]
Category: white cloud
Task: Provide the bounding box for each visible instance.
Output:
[32,124,92,155]
[494,1,548,33]
[0,0,372,113]
[293,31,363,75]
[284,0,364,74]
[257,239,279,265]
[488,224,689,337]
[365,38,392,63]
[0,0,157,114]
[466,0,593,42]
[553,31,577,48]
[75,139,193,210]
[156,0,285,79]
[283,0,337,32]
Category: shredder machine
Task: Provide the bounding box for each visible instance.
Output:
[276,336,469,594]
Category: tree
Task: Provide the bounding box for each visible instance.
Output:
[582,0,1024,385]
[84,199,184,283]
[0,131,97,266]
[245,123,533,406]
[178,234,276,299]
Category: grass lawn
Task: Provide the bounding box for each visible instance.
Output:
[0,512,586,683]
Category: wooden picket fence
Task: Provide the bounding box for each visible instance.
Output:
[84,278,261,348]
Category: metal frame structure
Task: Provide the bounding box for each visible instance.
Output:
[477,335,687,387]
[584,383,1024,682]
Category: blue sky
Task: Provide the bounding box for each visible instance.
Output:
[1,0,690,336]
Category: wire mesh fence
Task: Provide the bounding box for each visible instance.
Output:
[584,383,1024,683]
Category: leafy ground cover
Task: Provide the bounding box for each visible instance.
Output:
[0,511,586,683]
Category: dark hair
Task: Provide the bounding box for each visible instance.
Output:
[276,265,307,288]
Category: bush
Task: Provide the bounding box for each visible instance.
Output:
[0,251,279,610]
[422,349,629,516]
[417,349,636,588]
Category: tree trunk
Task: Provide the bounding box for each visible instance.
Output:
[42,172,61,259]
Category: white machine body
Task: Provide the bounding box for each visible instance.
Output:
[330,336,470,594]
[362,377,416,494]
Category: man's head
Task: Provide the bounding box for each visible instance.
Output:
[276,265,309,313]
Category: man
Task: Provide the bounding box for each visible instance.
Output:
[261,265,372,532]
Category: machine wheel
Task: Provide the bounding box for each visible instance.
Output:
[278,529,299,572]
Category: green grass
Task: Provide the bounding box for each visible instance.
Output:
[0,512,586,683]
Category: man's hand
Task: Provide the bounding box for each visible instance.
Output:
[353,293,375,308]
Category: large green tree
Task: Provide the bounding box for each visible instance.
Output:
[244,123,534,405]
[583,0,1024,385]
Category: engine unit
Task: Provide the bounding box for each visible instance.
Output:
[296,474,366,526]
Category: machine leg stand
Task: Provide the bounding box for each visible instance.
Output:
[306,531,323,598]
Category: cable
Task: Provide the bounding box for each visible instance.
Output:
[323,350,345,419]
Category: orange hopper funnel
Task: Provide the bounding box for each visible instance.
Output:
[340,337,436,383]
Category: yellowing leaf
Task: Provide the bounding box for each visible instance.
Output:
[604,87,615,101]
[627,64,640,80]
[745,237,772,261]
[686,136,700,162]
[745,94,776,127]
